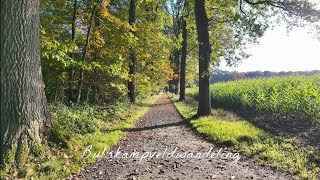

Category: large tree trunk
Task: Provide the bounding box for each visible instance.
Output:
[179,19,187,101]
[76,5,96,103]
[0,0,52,171]
[194,0,211,116]
[68,0,78,104]
[128,0,137,103]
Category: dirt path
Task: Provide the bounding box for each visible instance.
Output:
[77,94,292,180]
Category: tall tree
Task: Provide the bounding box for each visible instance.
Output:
[128,0,137,103]
[192,0,320,117]
[194,0,211,116]
[166,0,184,95]
[1,0,52,170]
[179,18,187,101]
[77,3,97,103]
[173,50,181,94]
[69,0,78,103]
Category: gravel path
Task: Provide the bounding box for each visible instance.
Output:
[77,94,292,180]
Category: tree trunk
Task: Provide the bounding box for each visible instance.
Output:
[68,0,77,104]
[77,5,96,103]
[128,0,137,103]
[173,50,180,95]
[194,0,211,116]
[168,80,174,93]
[54,80,59,102]
[179,19,187,101]
[0,0,52,171]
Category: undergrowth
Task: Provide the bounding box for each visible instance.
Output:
[2,94,160,179]
[171,95,320,180]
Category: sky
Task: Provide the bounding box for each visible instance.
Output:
[219,24,320,72]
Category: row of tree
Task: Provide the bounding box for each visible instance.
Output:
[40,0,175,104]
[1,0,319,173]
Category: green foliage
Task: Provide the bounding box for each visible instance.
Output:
[51,104,99,140]
[16,143,28,168]
[40,0,173,103]
[40,161,62,172]
[13,94,160,179]
[172,95,320,180]
[189,75,320,124]
[0,148,15,173]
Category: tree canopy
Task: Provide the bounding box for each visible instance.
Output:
[38,0,320,106]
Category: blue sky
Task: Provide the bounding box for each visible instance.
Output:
[219,24,320,72]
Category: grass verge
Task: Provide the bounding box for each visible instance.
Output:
[2,94,160,179]
[171,95,320,180]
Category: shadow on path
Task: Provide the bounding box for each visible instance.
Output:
[104,121,186,133]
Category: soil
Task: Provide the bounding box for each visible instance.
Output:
[73,94,293,180]
[237,110,320,151]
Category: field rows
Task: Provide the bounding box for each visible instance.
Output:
[188,75,320,124]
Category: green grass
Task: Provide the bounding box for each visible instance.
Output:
[171,95,320,180]
[187,75,320,124]
[192,117,266,146]
[2,94,160,179]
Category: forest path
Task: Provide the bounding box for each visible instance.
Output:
[78,94,292,180]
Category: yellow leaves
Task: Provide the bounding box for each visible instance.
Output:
[99,0,110,17]
[92,30,105,48]
[136,73,150,83]
[40,0,178,100]
[101,0,110,8]
[173,73,179,79]
[139,0,156,6]
[101,11,131,31]
[40,27,46,35]
[110,82,128,93]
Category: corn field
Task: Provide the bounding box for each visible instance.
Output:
[187,75,320,124]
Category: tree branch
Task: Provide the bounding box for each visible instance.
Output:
[242,0,320,22]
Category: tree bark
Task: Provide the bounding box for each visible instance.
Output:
[168,80,174,93]
[128,0,137,103]
[76,4,96,103]
[69,0,77,104]
[194,0,211,116]
[173,50,180,95]
[0,0,52,170]
[179,19,187,101]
